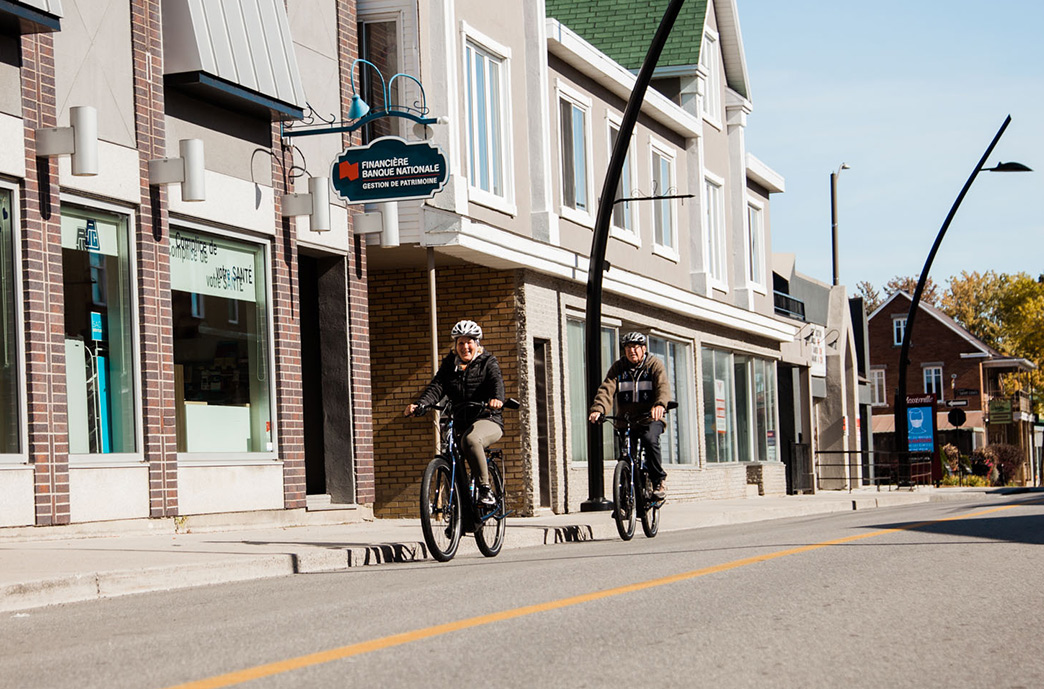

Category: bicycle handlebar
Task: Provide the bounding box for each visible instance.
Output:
[412,397,521,416]
[593,400,678,426]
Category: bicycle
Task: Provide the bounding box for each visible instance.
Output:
[412,398,520,562]
[595,401,677,541]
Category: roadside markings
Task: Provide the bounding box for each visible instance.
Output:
[162,500,1031,689]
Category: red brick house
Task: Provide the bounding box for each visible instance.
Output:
[868,292,1036,479]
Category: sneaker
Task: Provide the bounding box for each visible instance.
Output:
[478,485,496,506]
[652,482,666,500]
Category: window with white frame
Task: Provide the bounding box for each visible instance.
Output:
[746,202,765,288]
[558,90,591,218]
[700,30,721,122]
[892,317,906,346]
[923,366,943,399]
[870,368,887,406]
[464,37,508,203]
[62,205,138,457]
[704,176,726,282]
[609,121,635,237]
[652,145,676,253]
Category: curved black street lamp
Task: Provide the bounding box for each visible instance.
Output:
[582,0,687,511]
[893,115,1032,456]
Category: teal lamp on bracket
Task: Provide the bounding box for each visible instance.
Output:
[347,93,370,120]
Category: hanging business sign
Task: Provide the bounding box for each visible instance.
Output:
[808,324,826,377]
[331,136,448,204]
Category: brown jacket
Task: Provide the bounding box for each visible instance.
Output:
[589,353,671,421]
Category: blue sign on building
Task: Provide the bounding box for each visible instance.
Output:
[331,136,448,205]
[907,403,936,453]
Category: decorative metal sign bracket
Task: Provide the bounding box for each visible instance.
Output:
[281,59,443,140]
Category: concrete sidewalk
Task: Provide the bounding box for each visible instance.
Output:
[0,487,1003,613]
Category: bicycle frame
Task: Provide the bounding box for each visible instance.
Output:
[609,416,662,509]
[441,416,504,530]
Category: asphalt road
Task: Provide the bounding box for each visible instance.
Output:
[3,494,1043,689]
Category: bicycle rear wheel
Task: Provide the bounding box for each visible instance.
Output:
[612,460,636,541]
[420,457,461,562]
[475,461,506,557]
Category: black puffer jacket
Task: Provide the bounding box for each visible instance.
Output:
[416,349,505,430]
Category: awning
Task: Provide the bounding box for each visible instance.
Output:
[162,0,305,119]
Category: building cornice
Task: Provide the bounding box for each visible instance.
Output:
[424,213,795,343]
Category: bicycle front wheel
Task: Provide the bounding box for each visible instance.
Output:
[475,461,506,557]
[640,489,660,538]
[420,458,462,562]
[612,460,636,541]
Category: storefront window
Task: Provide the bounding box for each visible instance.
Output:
[734,354,752,461]
[648,336,693,464]
[566,319,615,462]
[170,230,272,453]
[0,189,19,454]
[61,206,137,455]
[703,348,735,462]
[754,358,778,462]
[703,348,778,464]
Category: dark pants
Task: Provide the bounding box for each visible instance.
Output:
[636,421,667,484]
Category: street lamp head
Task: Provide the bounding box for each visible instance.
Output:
[981,161,1032,173]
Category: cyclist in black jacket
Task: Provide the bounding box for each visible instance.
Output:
[405,320,505,506]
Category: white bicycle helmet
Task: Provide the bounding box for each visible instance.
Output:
[450,319,483,340]
[620,331,647,347]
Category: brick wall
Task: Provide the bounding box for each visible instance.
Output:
[337,1,373,505]
[21,32,69,526]
[369,264,521,518]
[270,131,305,509]
[131,0,179,517]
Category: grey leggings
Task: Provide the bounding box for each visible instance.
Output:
[459,418,503,487]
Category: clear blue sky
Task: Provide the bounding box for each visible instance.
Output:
[739,0,1044,293]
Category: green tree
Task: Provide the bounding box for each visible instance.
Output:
[940,271,1003,349]
[939,271,1044,415]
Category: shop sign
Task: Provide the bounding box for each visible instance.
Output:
[989,398,1012,424]
[169,231,257,303]
[954,387,979,397]
[906,393,936,453]
[90,312,105,341]
[62,215,118,256]
[808,324,826,377]
[331,136,448,204]
[714,379,727,434]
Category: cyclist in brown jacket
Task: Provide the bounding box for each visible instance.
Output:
[588,331,672,498]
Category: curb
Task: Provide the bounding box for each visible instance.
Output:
[0,490,999,613]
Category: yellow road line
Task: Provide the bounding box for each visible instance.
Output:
[163,501,1027,689]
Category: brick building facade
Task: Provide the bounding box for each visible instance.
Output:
[868,292,1036,476]
[0,1,374,528]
